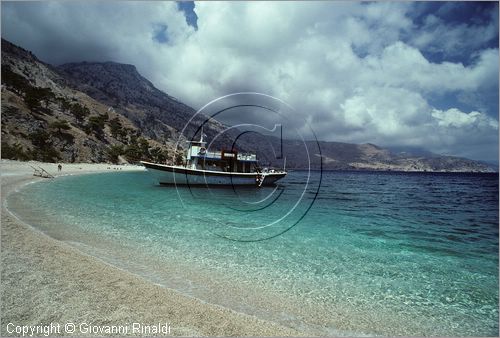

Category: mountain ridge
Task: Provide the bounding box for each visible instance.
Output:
[1,38,495,172]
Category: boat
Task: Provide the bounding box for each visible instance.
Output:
[141,135,287,187]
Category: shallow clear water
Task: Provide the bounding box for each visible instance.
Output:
[8,170,499,336]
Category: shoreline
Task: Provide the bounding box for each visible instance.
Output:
[1,160,303,336]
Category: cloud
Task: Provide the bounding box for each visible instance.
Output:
[410,12,498,59]
[429,108,499,160]
[1,1,498,160]
[1,2,193,64]
[340,87,430,139]
[432,108,499,129]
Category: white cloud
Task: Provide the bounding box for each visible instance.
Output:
[361,43,499,94]
[410,10,499,58]
[431,108,499,129]
[428,108,499,159]
[1,1,498,160]
[341,87,430,138]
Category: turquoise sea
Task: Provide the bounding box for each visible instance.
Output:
[7,170,499,336]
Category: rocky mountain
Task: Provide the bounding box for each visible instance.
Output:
[313,141,494,172]
[250,139,495,172]
[56,61,232,148]
[1,39,178,164]
[1,38,495,172]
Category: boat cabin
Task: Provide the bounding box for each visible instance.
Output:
[185,139,258,173]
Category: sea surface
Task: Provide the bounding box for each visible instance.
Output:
[7,170,499,336]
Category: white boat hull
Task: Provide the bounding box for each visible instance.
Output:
[141,161,286,186]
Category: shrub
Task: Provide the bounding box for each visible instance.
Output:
[1,142,32,161]
[38,147,60,163]
[175,152,184,165]
[150,147,168,163]
[124,143,141,163]
[106,145,124,164]
[57,97,72,113]
[49,120,71,135]
[1,65,31,95]
[108,117,123,139]
[137,137,150,157]
[28,129,60,162]
[24,87,55,112]
[86,114,108,139]
[29,129,52,149]
[69,103,90,122]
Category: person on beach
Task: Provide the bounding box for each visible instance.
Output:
[58,164,62,172]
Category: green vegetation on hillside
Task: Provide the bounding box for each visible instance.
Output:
[1,63,180,165]
[1,66,166,163]
[28,129,60,162]
[105,136,172,164]
[85,113,108,140]
[1,142,31,161]
[2,65,57,114]
[1,65,31,95]
[24,87,55,112]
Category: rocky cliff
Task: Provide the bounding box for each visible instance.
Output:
[1,39,178,164]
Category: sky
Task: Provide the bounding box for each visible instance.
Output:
[2,1,498,161]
